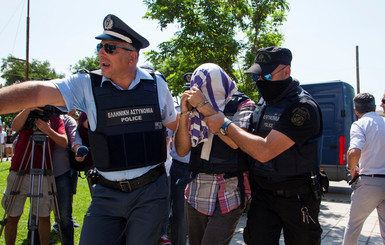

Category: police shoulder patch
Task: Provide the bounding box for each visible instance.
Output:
[290,106,310,126]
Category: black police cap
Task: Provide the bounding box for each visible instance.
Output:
[95,14,149,50]
[246,47,292,75]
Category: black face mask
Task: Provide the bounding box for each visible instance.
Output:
[256,77,293,103]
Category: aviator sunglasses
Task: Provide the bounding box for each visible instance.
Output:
[97,43,134,54]
[251,65,287,82]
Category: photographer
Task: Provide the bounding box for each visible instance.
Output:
[1,107,67,245]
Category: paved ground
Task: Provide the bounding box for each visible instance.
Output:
[230,181,383,244]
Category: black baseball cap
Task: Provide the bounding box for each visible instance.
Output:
[95,14,149,50]
[245,47,292,75]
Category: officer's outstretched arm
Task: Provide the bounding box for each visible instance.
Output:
[0,81,65,115]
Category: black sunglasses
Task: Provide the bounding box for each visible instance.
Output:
[97,43,134,54]
[382,98,385,104]
[251,66,287,82]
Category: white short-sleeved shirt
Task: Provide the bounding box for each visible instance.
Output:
[349,112,385,175]
[0,131,5,145]
[51,67,177,180]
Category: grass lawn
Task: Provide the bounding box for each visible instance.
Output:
[0,161,92,244]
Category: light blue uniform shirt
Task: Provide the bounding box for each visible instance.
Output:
[170,142,190,163]
[51,67,177,180]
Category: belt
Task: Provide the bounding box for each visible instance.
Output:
[97,164,165,192]
[268,185,312,198]
[360,174,385,178]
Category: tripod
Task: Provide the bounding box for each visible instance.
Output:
[0,129,63,244]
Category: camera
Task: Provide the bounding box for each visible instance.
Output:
[25,105,66,129]
[29,105,66,121]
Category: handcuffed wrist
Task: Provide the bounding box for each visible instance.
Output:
[196,100,209,109]
[180,110,191,115]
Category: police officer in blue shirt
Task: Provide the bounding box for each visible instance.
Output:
[0,14,178,245]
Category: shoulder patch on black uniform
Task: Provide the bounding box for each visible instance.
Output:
[290,106,310,126]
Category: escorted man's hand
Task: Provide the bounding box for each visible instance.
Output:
[187,86,207,108]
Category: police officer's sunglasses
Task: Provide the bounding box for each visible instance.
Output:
[251,65,288,82]
[97,43,134,54]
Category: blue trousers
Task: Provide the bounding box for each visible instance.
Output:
[169,160,191,245]
[79,173,169,245]
[160,176,171,236]
[55,171,74,245]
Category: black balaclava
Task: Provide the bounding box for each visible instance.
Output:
[256,77,293,104]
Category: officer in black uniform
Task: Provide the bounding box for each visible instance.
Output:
[204,47,323,245]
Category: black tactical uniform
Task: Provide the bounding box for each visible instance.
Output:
[243,77,323,245]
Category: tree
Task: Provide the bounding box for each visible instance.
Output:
[69,51,100,74]
[0,55,65,127]
[1,55,64,86]
[143,0,289,100]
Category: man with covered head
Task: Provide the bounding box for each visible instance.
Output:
[0,14,178,244]
[175,63,255,245]
[204,47,323,244]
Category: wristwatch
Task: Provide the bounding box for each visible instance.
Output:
[219,120,232,136]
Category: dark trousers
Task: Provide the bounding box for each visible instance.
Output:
[169,160,191,245]
[55,171,74,245]
[186,201,242,245]
[243,186,322,245]
[79,173,169,245]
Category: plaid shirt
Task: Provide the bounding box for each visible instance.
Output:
[185,172,251,215]
[185,98,255,215]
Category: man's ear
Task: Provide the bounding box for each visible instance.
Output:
[354,108,360,117]
[128,51,138,65]
[284,65,291,77]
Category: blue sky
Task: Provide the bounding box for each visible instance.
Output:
[1,0,384,110]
